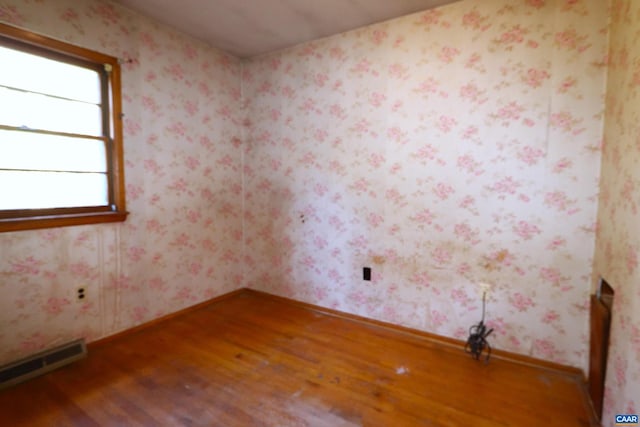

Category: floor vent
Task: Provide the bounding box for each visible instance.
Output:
[0,339,86,390]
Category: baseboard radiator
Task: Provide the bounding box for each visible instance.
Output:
[0,339,87,390]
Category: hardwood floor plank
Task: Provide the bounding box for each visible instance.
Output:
[0,289,596,426]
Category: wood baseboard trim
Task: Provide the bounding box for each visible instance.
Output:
[87,286,585,380]
[245,288,585,379]
[88,288,246,349]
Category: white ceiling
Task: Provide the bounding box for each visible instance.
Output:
[114,0,461,58]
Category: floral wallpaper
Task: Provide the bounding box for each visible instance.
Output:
[594,0,640,423]
[242,0,608,373]
[0,0,243,365]
[1,0,635,421]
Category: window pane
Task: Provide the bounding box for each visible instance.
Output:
[0,171,108,210]
[0,87,102,136]
[0,130,107,173]
[0,24,126,231]
[0,46,101,104]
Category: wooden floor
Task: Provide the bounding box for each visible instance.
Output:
[0,289,596,426]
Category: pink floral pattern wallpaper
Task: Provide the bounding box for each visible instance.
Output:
[594,0,640,422]
[0,0,243,364]
[243,0,608,372]
[0,0,636,420]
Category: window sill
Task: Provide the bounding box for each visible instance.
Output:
[0,210,128,233]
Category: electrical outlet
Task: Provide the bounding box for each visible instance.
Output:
[363,267,372,281]
[478,282,491,297]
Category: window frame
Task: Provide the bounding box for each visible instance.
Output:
[0,22,127,232]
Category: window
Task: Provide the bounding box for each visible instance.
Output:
[0,23,127,232]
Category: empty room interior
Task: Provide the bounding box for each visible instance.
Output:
[0,0,639,425]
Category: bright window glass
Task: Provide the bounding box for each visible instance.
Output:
[0,87,102,136]
[0,22,126,232]
[0,130,108,173]
[0,171,108,210]
[0,43,109,211]
[0,46,101,103]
